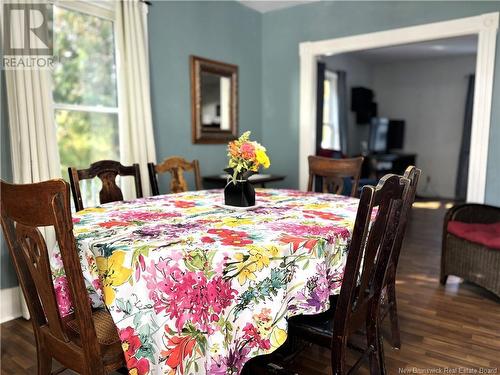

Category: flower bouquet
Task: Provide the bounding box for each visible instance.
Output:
[224,131,270,207]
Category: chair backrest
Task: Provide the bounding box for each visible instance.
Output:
[148,156,202,195]
[332,174,410,340]
[307,155,364,197]
[386,166,421,279]
[0,179,103,365]
[68,159,143,211]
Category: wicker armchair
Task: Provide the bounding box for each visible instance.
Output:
[441,203,500,298]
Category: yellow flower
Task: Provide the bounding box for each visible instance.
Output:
[95,251,132,305]
[234,253,257,285]
[270,326,287,349]
[80,207,106,214]
[303,202,330,209]
[184,206,211,215]
[248,245,280,271]
[218,217,254,227]
[73,227,90,235]
[255,148,270,169]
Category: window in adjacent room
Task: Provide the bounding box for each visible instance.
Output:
[321,70,341,150]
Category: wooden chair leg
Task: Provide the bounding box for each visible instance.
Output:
[331,336,347,375]
[366,321,384,375]
[387,281,401,349]
[36,347,52,375]
[376,322,387,375]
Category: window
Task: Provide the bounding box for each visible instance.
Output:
[321,70,341,150]
[52,3,119,205]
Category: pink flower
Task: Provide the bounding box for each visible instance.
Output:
[91,278,103,291]
[240,142,256,160]
[53,276,73,317]
[116,210,180,221]
[144,259,237,332]
[164,273,236,332]
[242,323,271,350]
[271,223,334,237]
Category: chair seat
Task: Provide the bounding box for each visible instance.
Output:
[447,221,500,250]
[288,305,336,349]
[65,308,125,372]
[66,308,120,346]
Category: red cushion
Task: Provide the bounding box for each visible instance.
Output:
[447,221,500,250]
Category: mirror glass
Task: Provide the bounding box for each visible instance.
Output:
[191,56,238,144]
[201,72,231,131]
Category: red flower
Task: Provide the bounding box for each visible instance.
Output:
[303,210,342,221]
[72,217,81,224]
[221,231,248,239]
[99,220,129,228]
[221,237,253,247]
[174,201,196,208]
[119,327,142,361]
[127,357,150,375]
[201,236,215,243]
[162,335,197,374]
[207,228,234,237]
[278,234,318,252]
[256,192,273,197]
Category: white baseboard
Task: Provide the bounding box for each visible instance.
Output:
[0,286,22,323]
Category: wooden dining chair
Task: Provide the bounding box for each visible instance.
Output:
[307,155,364,197]
[0,179,125,375]
[68,160,143,211]
[286,174,410,375]
[148,156,202,195]
[380,166,421,350]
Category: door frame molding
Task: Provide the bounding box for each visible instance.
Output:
[299,12,499,202]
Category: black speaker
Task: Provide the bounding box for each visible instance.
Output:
[351,87,373,111]
[351,87,376,124]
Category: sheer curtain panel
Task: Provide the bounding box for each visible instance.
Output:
[115,0,157,198]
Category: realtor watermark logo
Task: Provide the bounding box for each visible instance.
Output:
[2,2,55,69]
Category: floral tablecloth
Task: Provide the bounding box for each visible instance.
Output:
[51,189,360,375]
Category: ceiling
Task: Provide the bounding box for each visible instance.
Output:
[238,0,319,13]
[334,35,478,63]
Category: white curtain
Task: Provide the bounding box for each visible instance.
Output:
[115,0,157,198]
[2,0,61,320]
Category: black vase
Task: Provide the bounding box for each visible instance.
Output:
[224,169,256,207]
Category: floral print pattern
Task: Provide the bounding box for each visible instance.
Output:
[51,189,360,374]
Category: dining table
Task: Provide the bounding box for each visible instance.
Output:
[50,188,360,375]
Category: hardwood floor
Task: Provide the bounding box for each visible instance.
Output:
[1,201,499,374]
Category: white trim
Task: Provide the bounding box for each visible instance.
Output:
[52,0,115,21]
[53,103,119,114]
[0,286,23,324]
[299,12,499,203]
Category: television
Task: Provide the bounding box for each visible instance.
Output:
[369,118,405,153]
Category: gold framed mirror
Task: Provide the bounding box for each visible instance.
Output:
[190,55,238,144]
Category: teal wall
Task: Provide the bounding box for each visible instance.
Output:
[261,1,500,205]
[148,1,262,189]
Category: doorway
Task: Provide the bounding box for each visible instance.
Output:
[315,35,477,201]
[299,12,498,203]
